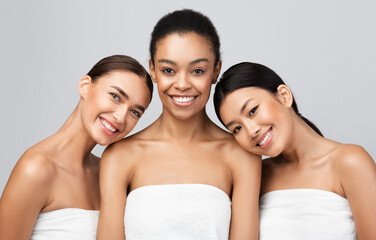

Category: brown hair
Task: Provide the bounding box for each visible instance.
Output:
[87,55,153,100]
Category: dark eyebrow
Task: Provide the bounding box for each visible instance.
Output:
[240,99,253,113]
[111,86,129,100]
[189,58,209,66]
[135,105,145,113]
[225,120,235,128]
[158,58,209,66]
[158,59,176,65]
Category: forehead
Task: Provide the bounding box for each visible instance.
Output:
[155,32,215,62]
[96,70,140,85]
[220,87,271,115]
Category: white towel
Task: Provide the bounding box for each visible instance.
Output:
[30,208,99,240]
[124,184,231,240]
[259,189,357,240]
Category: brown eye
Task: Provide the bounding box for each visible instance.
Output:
[162,68,174,75]
[233,126,241,134]
[192,69,204,74]
[249,106,258,116]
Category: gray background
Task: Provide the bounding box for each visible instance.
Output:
[1,0,375,195]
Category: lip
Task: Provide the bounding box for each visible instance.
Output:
[169,94,198,107]
[256,127,273,149]
[99,116,120,136]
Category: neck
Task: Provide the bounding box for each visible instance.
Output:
[49,102,97,167]
[281,114,326,164]
[153,107,213,143]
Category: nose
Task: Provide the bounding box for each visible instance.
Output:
[174,73,192,91]
[244,120,260,138]
[113,106,128,124]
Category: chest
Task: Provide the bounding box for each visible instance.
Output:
[130,145,232,194]
[43,169,100,211]
[261,160,341,195]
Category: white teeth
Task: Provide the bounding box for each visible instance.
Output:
[173,96,195,103]
[259,132,271,146]
[100,119,116,133]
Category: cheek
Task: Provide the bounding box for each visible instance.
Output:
[156,78,170,94]
[193,79,212,97]
[258,101,285,125]
[86,91,106,112]
[122,117,139,135]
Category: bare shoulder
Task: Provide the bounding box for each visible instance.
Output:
[99,132,150,191]
[218,130,261,169]
[0,147,56,239]
[100,132,148,176]
[333,143,375,173]
[11,147,56,186]
[1,146,55,209]
[103,132,147,160]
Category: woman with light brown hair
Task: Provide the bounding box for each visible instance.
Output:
[0,55,153,240]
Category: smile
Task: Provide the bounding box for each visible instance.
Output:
[173,96,195,103]
[170,95,197,106]
[100,117,118,134]
[257,128,273,149]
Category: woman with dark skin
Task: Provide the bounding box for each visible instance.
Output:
[97,10,261,240]
[0,55,153,240]
[214,62,376,240]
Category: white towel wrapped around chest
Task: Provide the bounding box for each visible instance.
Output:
[124,184,232,240]
[30,208,99,240]
[259,189,358,240]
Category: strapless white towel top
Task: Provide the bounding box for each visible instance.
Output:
[259,189,357,240]
[124,184,232,240]
[30,208,99,240]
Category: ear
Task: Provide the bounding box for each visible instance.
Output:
[149,60,156,83]
[276,84,293,107]
[78,75,92,99]
[212,60,222,84]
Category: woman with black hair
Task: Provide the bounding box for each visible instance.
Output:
[214,62,376,239]
[97,10,261,240]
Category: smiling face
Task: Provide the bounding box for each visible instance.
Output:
[219,86,295,157]
[79,70,151,146]
[149,32,221,120]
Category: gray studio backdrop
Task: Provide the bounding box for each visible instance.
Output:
[1,0,375,195]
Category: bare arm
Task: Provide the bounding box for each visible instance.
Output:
[0,153,52,240]
[97,143,131,240]
[228,146,262,240]
[338,145,376,240]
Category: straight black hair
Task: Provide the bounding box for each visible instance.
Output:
[214,62,323,137]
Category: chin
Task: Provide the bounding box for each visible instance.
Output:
[247,146,280,158]
[266,152,280,158]
[264,147,284,158]
[168,109,199,120]
[94,135,118,146]
[95,139,111,146]
[174,114,195,120]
